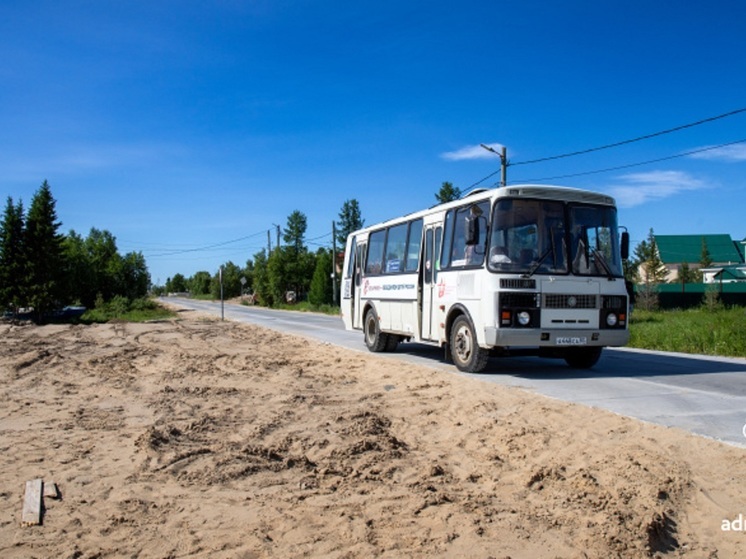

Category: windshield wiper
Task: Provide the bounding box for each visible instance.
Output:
[523,227,561,278]
[523,246,554,278]
[591,248,614,279]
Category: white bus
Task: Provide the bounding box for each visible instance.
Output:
[340,184,630,373]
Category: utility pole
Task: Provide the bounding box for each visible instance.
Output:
[219,265,224,321]
[500,146,507,187]
[480,144,508,187]
[332,221,337,305]
[275,224,281,251]
[267,230,271,254]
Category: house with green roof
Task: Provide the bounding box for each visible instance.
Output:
[700,264,746,283]
[653,234,745,283]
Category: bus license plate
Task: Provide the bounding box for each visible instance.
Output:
[556,336,587,346]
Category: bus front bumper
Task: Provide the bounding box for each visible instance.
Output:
[484,327,630,349]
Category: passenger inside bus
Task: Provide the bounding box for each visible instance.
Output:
[490,246,511,265]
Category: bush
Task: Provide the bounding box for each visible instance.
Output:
[703,284,724,312]
[82,296,173,323]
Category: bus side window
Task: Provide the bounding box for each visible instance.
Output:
[448,202,490,268]
[405,219,423,272]
[384,223,408,273]
[366,229,386,275]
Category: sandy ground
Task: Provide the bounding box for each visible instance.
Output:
[1,310,745,559]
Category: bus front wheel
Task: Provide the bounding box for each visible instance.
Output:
[364,308,388,352]
[450,315,490,373]
[564,347,602,369]
[384,334,400,352]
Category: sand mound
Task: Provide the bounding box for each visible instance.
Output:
[1,316,744,558]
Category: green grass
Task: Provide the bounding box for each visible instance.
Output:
[274,301,340,315]
[629,307,746,357]
[81,297,176,323]
[246,299,340,316]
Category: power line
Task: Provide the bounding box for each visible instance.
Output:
[467,168,503,190]
[147,229,267,257]
[307,231,332,242]
[509,138,746,184]
[146,229,334,258]
[510,107,746,167]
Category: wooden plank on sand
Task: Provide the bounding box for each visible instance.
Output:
[43,481,58,499]
[22,478,43,527]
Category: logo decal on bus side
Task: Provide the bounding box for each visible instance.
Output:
[363,279,382,296]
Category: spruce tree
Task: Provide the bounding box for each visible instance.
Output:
[699,237,713,269]
[0,197,27,314]
[634,228,667,310]
[336,199,364,247]
[435,181,462,203]
[25,180,65,320]
[283,210,307,254]
[309,249,334,306]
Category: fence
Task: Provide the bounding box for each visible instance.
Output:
[637,283,746,309]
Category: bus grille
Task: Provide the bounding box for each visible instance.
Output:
[501,292,539,308]
[500,278,536,289]
[544,294,597,309]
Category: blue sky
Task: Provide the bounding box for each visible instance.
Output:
[2,1,745,285]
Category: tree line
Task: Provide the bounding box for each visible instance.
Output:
[162,182,465,308]
[0,181,150,320]
[161,200,365,308]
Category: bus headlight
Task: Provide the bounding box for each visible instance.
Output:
[606,313,618,327]
[517,311,531,326]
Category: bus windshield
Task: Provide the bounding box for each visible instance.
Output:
[488,198,623,278]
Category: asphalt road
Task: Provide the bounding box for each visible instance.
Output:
[162,297,746,448]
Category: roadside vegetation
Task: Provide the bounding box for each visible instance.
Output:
[1,181,150,322]
[239,297,339,316]
[629,306,746,357]
[81,296,175,323]
[627,228,746,358]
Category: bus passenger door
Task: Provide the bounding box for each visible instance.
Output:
[352,241,366,330]
[421,227,439,340]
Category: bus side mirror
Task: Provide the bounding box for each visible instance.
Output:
[621,231,629,260]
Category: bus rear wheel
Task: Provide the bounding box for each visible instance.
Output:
[364,308,388,353]
[450,315,489,373]
[564,347,602,369]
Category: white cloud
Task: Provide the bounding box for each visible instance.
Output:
[686,143,746,162]
[0,142,187,181]
[605,170,709,208]
[441,143,505,161]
